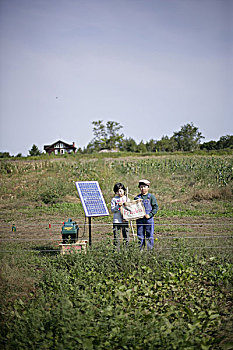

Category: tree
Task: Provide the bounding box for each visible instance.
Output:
[28,144,41,156]
[200,135,233,150]
[200,140,217,151]
[87,120,124,152]
[173,123,204,151]
[0,152,11,158]
[217,135,233,149]
[145,139,157,152]
[120,137,138,152]
[137,140,147,153]
[155,136,174,152]
[106,121,124,149]
[92,120,108,149]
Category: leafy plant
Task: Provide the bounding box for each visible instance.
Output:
[1,241,232,349]
[39,178,70,204]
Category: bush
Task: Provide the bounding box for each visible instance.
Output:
[39,178,70,204]
[1,242,232,349]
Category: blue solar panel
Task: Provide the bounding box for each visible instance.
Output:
[75,181,109,217]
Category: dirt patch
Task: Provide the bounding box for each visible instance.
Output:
[1,216,232,247]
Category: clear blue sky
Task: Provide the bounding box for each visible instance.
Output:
[0,0,232,155]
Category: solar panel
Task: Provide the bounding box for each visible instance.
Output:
[75,181,109,217]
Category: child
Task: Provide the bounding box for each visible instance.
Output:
[134,179,158,250]
[111,182,129,249]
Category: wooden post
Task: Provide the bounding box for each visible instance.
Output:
[126,187,136,241]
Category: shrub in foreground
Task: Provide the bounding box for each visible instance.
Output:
[1,241,232,349]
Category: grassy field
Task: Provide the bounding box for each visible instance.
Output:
[0,153,232,349]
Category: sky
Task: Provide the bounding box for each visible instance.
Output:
[0,0,232,156]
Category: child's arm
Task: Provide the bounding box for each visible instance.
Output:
[150,195,159,217]
[111,198,121,213]
[145,195,158,219]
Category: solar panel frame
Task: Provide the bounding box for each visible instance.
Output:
[75,181,109,217]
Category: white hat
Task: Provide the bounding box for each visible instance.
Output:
[138,179,150,187]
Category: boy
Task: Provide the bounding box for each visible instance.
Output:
[134,179,158,249]
[111,182,129,249]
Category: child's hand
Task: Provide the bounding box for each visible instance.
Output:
[145,214,150,219]
[118,202,123,207]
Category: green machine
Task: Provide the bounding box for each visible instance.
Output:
[61,218,79,244]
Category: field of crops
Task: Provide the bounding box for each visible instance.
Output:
[0,153,232,349]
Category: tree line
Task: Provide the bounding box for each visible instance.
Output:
[0,121,232,157]
[82,120,233,154]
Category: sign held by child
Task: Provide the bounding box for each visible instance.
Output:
[121,199,146,220]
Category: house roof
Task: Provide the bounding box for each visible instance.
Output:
[44,140,76,150]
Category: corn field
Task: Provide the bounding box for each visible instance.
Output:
[109,157,233,186]
[1,156,233,186]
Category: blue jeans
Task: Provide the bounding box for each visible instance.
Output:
[136,217,154,249]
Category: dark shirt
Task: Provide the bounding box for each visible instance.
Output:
[134,193,159,218]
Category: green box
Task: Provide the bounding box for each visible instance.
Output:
[61,218,79,244]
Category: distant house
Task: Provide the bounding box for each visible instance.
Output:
[44,140,77,155]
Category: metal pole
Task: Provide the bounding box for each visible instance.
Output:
[88,217,92,246]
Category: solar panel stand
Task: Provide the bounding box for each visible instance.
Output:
[88,217,92,246]
[75,181,109,247]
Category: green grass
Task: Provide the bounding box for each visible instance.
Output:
[158,206,233,217]
[0,241,232,349]
[0,154,232,349]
